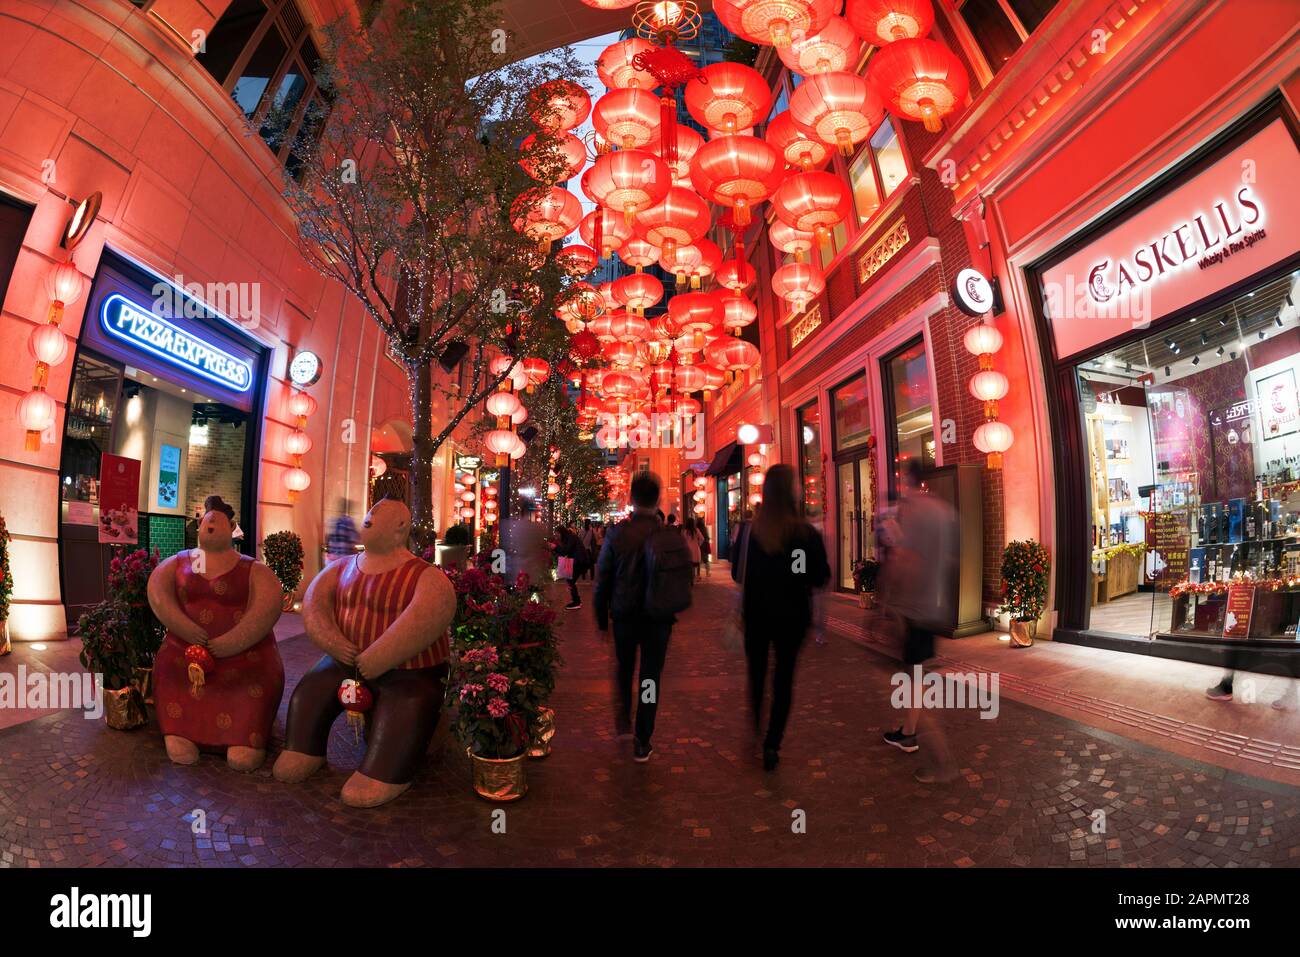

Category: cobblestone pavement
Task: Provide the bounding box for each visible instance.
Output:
[1,575,1298,867]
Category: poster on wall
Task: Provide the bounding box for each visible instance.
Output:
[1223,582,1255,638]
[1256,368,1300,440]
[98,453,141,544]
[157,443,181,509]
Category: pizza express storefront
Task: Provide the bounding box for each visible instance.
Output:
[59,252,270,626]
[1035,100,1300,667]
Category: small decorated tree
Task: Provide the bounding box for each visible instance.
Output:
[999,539,1050,646]
[107,548,165,665]
[261,531,305,601]
[0,511,12,655]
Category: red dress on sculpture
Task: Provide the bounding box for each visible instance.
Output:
[154,555,285,750]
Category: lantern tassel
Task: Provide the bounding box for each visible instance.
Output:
[188,663,206,699]
[659,94,677,167]
[347,710,365,743]
[24,430,41,452]
[593,213,604,261]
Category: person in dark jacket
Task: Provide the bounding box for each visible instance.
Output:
[594,472,671,762]
[734,464,831,771]
[554,526,585,610]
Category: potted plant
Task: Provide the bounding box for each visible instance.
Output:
[261,530,305,610]
[851,557,880,609]
[436,522,473,569]
[446,640,534,801]
[107,548,165,703]
[78,600,146,730]
[0,511,12,656]
[999,539,1051,648]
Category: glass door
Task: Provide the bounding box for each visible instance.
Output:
[830,372,875,590]
[882,337,935,497]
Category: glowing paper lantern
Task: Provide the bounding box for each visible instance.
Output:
[634,186,712,267]
[973,419,1014,470]
[769,220,816,262]
[688,134,784,226]
[555,244,598,278]
[288,390,317,419]
[18,387,54,450]
[597,37,657,89]
[28,323,68,367]
[284,466,311,502]
[707,336,760,376]
[771,260,826,313]
[685,62,771,134]
[518,131,586,183]
[527,79,592,132]
[521,357,551,389]
[721,294,758,333]
[969,369,1009,418]
[777,14,861,75]
[591,87,661,149]
[486,391,523,419]
[370,455,387,478]
[511,186,583,252]
[789,70,885,155]
[963,323,1004,359]
[772,170,852,246]
[649,123,704,184]
[612,272,663,316]
[717,257,757,293]
[714,0,837,47]
[44,261,84,324]
[845,0,935,44]
[765,110,831,171]
[586,149,672,223]
[460,507,475,519]
[285,429,312,457]
[869,37,970,133]
[618,237,661,272]
[579,208,633,260]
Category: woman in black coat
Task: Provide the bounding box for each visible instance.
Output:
[554,526,586,610]
[734,464,831,770]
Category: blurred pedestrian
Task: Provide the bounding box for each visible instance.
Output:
[699,521,711,578]
[500,498,549,593]
[734,465,830,771]
[581,519,599,580]
[682,515,703,581]
[554,525,585,610]
[325,499,361,562]
[880,459,959,784]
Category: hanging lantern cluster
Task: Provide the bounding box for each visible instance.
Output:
[484,355,530,466]
[964,322,1012,470]
[454,468,479,523]
[20,260,83,451]
[284,386,316,503]
[745,445,766,507]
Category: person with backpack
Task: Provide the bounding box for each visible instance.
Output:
[593,472,694,762]
[554,525,586,610]
[733,465,831,771]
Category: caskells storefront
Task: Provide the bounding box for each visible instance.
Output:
[1034,100,1300,667]
[59,252,270,625]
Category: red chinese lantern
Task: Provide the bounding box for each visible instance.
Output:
[527,79,591,132]
[586,149,672,223]
[721,294,759,333]
[591,87,661,149]
[770,220,817,262]
[518,131,586,183]
[714,0,837,47]
[969,369,1009,419]
[772,170,852,246]
[618,237,661,272]
[510,186,582,252]
[765,110,831,171]
[288,390,317,419]
[603,370,638,397]
[521,357,551,390]
[486,391,523,419]
[685,237,724,289]
[571,329,601,362]
[579,208,633,260]
[688,134,785,227]
[28,324,68,385]
[17,387,55,451]
[869,38,969,133]
[555,244,598,278]
[668,291,722,349]
[674,364,707,394]
[789,70,885,155]
[963,323,1004,366]
[845,0,935,45]
[185,645,215,697]
[486,428,518,465]
[285,429,312,457]
[633,186,712,267]
[772,260,826,313]
[648,123,704,184]
[597,37,657,89]
[612,271,663,315]
[337,678,374,742]
[606,311,652,343]
[716,256,757,293]
[556,282,604,326]
[707,336,760,378]
[44,261,84,324]
[777,14,861,75]
[685,62,771,135]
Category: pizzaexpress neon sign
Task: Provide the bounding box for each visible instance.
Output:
[100,293,253,393]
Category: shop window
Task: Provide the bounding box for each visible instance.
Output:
[233,24,289,118]
[883,338,935,483]
[197,0,271,90]
[796,401,823,520]
[849,119,908,227]
[831,372,871,453]
[1077,268,1300,644]
[953,0,1060,76]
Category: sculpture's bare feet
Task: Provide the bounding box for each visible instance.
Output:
[340,771,410,808]
[227,746,266,772]
[164,735,199,766]
[272,749,325,783]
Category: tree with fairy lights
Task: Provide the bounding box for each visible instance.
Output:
[281,0,585,548]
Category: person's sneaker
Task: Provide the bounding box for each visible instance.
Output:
[1205,684,1233,701]
[565,601,582,610]
[762,747,780,771]
[633,739,653,763]
[1272,695,1293,711]
[883,728,919,752]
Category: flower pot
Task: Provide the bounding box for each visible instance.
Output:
[131,666,154,706]
[1010,619,1035,648]
[281,591,296,612]
[527,707,556,759]
[102,685,147,730]
[0,619,9,656]
[857,592,874,609]
[467,748,528,802]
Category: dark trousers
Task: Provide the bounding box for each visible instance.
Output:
[284,656,448,784]
[612,617,672,746]
[744,622,805,751]
[566,578,580,603]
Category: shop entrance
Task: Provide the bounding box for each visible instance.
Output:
[829,372,875,591]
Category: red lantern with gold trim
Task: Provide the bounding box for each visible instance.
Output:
[685,61,771,135]
[765,110,831,171]
[633,186,712,268]
[597,36,658,89]
[510,186,582,252]
[772,260,826,314]
[527,79,591,132]
[591,87,661,149]
[688,134,785,228]
[714,0,837,47]
[518,131,586,183]
[777,14,861,75]
[845,0,935,45]
[789,70,885,156]
[869,37,969,133]
[611,272,664,316]
[579,208,633,260]
[772,170,852,247]
[586,148,672,224]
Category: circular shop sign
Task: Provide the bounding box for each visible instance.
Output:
[289,350,322,387]
[953,268,995,316]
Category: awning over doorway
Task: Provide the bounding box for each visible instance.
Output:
[704,441,742,476]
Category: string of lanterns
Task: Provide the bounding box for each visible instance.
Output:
[965,323,1013,470]
[19,260,83,451]
[284,387,316,502]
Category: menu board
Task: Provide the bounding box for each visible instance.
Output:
[1224,582,1255,638]
[1150,511,1188,587]
[157,443,181,509]
[98,453,140,545]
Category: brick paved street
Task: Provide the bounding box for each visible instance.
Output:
[1,575,1298,868]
